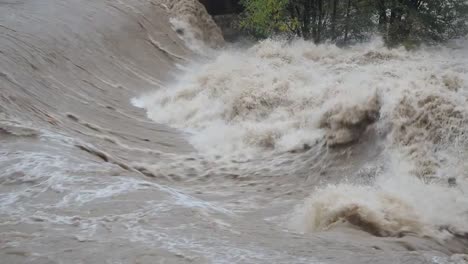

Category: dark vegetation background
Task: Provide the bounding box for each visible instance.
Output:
[238,0,468,47]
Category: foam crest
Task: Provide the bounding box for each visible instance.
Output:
[138,38,468,240]
[138,39,468,160]
[291,164,468,239]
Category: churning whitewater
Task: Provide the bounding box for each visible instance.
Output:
[137,38,468,238]
[1,0,468,263]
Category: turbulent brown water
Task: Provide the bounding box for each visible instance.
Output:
[1,1,468,263]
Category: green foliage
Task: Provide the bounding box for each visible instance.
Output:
[239,0,290,38]
[239,0,468,46]
[380,0,468,46]
[412,0,468,43]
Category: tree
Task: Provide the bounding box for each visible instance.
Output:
[239,0,468,46]
[377,0,468,46]
[239,0,290,38]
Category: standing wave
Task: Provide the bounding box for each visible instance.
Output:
[138,38,468,244]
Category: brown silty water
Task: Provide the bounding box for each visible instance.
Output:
[1,1,468,263]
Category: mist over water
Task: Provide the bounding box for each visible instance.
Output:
[1,0,468,263]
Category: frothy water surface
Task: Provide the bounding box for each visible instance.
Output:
[137,37,468,258]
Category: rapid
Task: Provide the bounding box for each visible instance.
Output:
[1,0,468,263]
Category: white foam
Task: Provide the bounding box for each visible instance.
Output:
[290,155,468,238]
[137,37,468,238]
[137,38,468,156]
